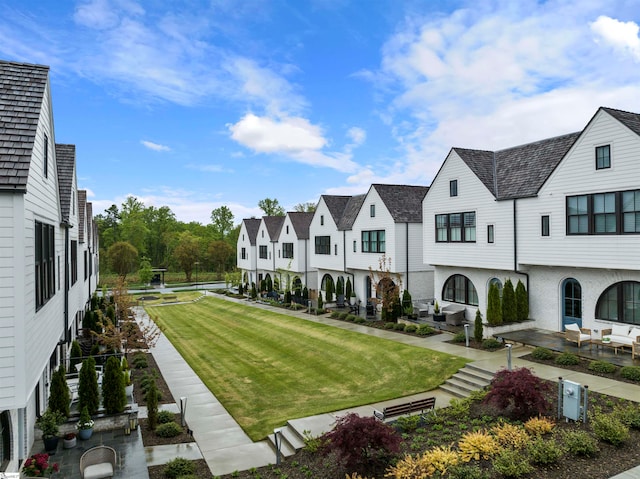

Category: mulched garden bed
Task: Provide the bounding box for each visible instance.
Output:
[148,459,211,479]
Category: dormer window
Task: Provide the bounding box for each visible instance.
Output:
[596,145,610,170]
[450,180,458,197]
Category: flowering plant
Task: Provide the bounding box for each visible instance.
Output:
[22,452,59,476]
[76,405,94,430]
[64,432,76,440]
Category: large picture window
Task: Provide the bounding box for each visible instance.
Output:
[443,274,478,306]
[567,189,640,235]
[315,236,330,255]
[259,245,268,259]
[35,220,56,309]
[435,212,476,243]
[362,230,385,253]
[596,281,640,325]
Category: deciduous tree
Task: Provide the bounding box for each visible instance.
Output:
[172,232,201,282]
[107,241,138,279]
[210,206,234,240]
[258,197,285,216]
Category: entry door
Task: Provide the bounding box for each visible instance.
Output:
[562,278,582,329]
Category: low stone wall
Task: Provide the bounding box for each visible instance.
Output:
[35,406,139,440]
[485,320,536,339]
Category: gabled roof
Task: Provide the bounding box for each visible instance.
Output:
[601,107,640,137]
[86,202,93,247]
[242,218,261,246]
[454,132,580,200]
[372,184,429,222]
[337,194,365,230]
[0,60,50,191]
[320,195,351,225]
[78,190,86,243]
[287,212,313,239]
[55,144,75,223]
[263,216,285,241]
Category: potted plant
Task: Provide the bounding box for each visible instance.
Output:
[36,409,64,453]
[63,431,77,449]
[76,405,95,440]
[22,452,59,477]
[433,300,445,322]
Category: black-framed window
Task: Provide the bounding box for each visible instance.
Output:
[315,235,330,255]
[320,215,324,226]
[450,179,458,197]
[286,225,289,234]
[596,145,611,170]
[541,215,550,237]
[435,212,475,243]
[84,250,88,280]
[370,204,375,217]
[71,241,78,285]
[43,133,49,178]
[567,189,640,235]
[241,247,247,260]
[362,230,385,253]
[259,245,268,259]
[353,240,357,252]
[443,274,478,306]
[487,224,494,243]
[282,243,294,258]
[596,281,640,325]
[35,220,55,309]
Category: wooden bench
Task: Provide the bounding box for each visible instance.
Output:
[373,397,436,421]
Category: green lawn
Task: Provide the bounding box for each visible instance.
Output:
[146,297,468,440]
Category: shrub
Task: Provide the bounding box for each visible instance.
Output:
[395,415,422,433]
[386,446,459,478]
[70,340,83,371]
[384,322,396,330]
[487,282,502,326]
[302,430,327,453]
[492,448,533,477]
[523,416,555,436]
[78,357,100,416]
[515,279,528,321]
[502,278,516,323]
[48,366,70,418]
[613,403,640,429]
[156,421,183,438]
[102,356,126,414]
[474,309,483,342]
[146,381,159,430]
[590,409,629,446]
[317,291,323,310]
[157,410,175,424]
[404,324,417,333]
[452,332,466,343]
[447,464,490,479]
[132,352,148,369]
[621,366,640,382]
[163,457,195,479]
[140,371,159,394]
[416,324,435,336]
[330,311,340,319]
[321,413,401,475]
[483,367,553,420]
[446,398,471,419]
[481,338,502,350]
[560,429,599,457]
[589,360,617,374]
[354,317,366,324]
[393,323,406,331]
[527,437,564,464]
[339,312,349,320]
[490,422,530,450]
[555,352,580,366]
[457,431,499,462]
[531,347,554,360]
[346,314,357,322]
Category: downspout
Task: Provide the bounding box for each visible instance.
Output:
[343,231,355,300]
[513,199,530,299]
[63,223,70,343]
[405,223,410,292]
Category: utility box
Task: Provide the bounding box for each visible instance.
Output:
[563,380,581,421]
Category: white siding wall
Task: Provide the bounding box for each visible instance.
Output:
[255,221,275,273]
[237,222,256,273]
[309,199,344,271]
[519,111,640,269]
[423,151,514,270]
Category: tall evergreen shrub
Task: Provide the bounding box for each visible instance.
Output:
[515,280,529,321]
[146,381,159,430]
[102,356,126,414]
[345,278,352,300]
[336,277,345,296]
[48,366,70,418]
[401,290,413,316]
[317,291,323,311]
[474,309,484,342]
[78,357,100,415]
[326,278,334,303]
[70,340,83,371]
[502,279,516,323]
[487,282,502,325]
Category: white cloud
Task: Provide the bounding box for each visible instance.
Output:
[187,163,234,173]
[591,16,640,61]
[141,140,171,152]
[346,127,366,146]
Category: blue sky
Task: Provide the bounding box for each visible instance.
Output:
[2,0,640,224]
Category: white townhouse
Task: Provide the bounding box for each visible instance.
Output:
[423,106,640,333]
[255,216,285,289]
[237,218,261,288]
[273,212,317,292]
[347,184,432,304]
[0,60,98,472]
[309,195,362,301]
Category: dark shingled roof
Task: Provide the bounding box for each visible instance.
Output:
[373,184,429,222]
[455,132,580,200]
[320,195,351,225]
[55,144,75,223]
[86,202,93,247]
[287,212,313,239]
[601,107,640,137]
[263,216,285,241]
[78,190,86,243]
[337,194,365,230]
[243,218,261,246]
[0,60,49,191]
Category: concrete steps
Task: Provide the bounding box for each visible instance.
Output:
[440,364,494,398]
[267,421,307,459]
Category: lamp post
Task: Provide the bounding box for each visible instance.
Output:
[505,344,513,371]
[464,323,470,347]
[180,396,188,427]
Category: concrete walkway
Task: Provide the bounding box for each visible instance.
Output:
[135,295,640,477]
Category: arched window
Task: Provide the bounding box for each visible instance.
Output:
[443,274,478,306]
[489,278,503,297]
[596,281,640,324]
[376,278,396,300]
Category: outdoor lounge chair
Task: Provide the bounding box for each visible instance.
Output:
[80,445,116,479]
[564,323,591,348]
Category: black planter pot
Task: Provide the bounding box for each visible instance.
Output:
[433,314,446,322]
[43,435,59,453]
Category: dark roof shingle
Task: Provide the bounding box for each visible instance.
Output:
[337,194,365,230]
[287,212,313,239]
[55,143,75,223]
[243,218,261,245]
[373,184,429,222]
